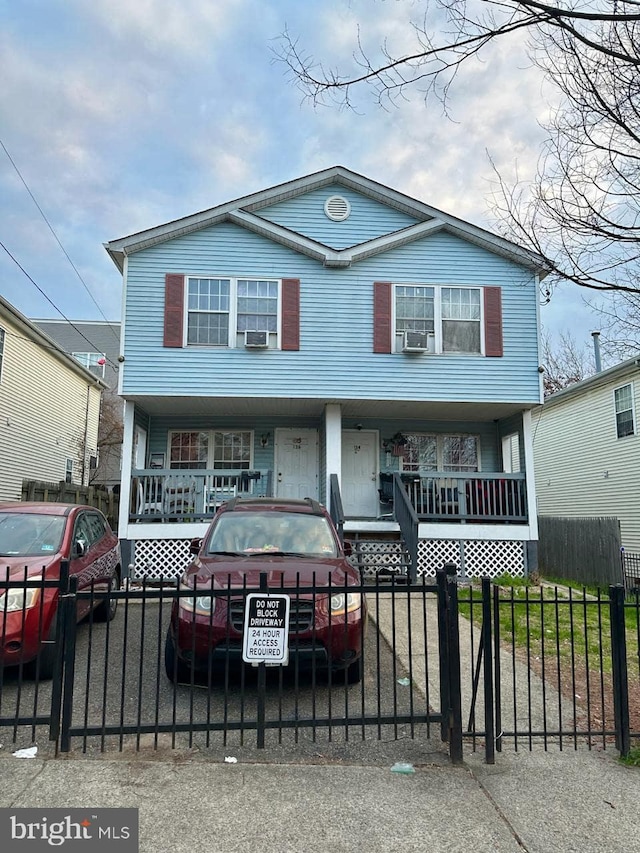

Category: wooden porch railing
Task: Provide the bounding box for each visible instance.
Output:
[130,469,272,522]
[380,472,528,523]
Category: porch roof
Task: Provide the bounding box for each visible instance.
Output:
[123,394,534,420]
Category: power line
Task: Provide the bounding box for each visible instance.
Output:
[0,137,120,344]
[0,240,119,370]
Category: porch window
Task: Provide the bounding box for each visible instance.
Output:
[614,384,635,438]
[401,434,479,472]
[169,431,209,469]
[213,431,252,469]
[442,436,479,471]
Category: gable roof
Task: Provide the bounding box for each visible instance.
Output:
[0,295,107,389]
[104,165,549,276]
[540,355,640,410]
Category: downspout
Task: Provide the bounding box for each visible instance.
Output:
[82,384,90,485]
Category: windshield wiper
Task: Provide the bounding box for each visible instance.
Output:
[245,550,307,558]
[207,550,243,557]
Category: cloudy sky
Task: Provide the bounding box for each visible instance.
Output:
[0,0,603,362]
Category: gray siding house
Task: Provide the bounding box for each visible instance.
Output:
[104,166,546,580]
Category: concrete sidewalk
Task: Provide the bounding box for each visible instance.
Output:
[0,746,638,852]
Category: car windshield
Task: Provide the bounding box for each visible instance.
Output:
[206,511,338,558]
[0,513,66,557]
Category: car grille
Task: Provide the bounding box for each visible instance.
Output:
[228,599,315,634]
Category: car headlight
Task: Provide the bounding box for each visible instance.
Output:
[178,579,216,616]
[330,591,362,616]
[0,576,43,613]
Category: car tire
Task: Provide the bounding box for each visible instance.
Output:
[26,615,58,681]
[94,572,120,622]
[164,631,191,684]
[345,657,363,685]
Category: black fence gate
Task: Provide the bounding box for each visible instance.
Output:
[459,579,639,762]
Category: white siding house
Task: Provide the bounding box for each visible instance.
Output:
[0,295,105,501]
[533,356,640,551]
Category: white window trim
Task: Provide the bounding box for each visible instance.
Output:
[183,276,282,350]
[166,429,255,469]
[72,352,106,377]
[392,283,485,355]
[613,383,636,439]
[400,432,482,472]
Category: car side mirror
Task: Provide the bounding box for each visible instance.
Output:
[342,539,353,557]
[74,539,87,558]
[189,538,202,555]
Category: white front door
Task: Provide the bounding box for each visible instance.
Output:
[341,430,379,517]
[275,429,319,499]
[133,426,147,469]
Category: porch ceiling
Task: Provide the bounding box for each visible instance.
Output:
[124,395,534,422]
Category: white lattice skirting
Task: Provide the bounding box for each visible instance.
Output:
[132,539,193,581]
[418,539,526,578]
[131,537,526,581]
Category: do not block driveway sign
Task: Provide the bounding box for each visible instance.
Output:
[242,593,291,665]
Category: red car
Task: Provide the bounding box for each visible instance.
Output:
[165,498,367,684]
[0,502,122,678]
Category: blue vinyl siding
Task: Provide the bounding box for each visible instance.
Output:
[122,221,540,403]
[257,185,420,249]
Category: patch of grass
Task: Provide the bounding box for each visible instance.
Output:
[457,583,640,677]
[620,746,640,767]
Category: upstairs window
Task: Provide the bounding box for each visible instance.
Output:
[393,285,482,354]
[165,274,300,351]
[614,384,635,438]
[374,282,501,356]
[187,279,230,346]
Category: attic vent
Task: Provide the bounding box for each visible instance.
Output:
[324,195,351,222]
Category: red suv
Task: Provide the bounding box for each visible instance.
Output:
[0,502,121,678]
[165,498,367,684]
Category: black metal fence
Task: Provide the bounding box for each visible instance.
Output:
[2,570,638,763]
[0,569,463,762]
[458,580,639,762]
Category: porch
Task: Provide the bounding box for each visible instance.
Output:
[130,468,528,525]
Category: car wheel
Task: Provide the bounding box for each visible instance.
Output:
[345,657,363,685]
[25,615,58,681]
[94,572,120,622]
[164,631,192,684]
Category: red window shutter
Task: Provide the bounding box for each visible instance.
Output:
[164,274,185,348]
[484,287,503,357]
[373,282,393,353]
[281,279,300,351]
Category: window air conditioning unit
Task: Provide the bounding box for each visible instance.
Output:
[402,331,434,353]
[244,330,269,349]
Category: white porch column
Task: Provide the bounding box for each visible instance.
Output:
[522,409,538,539]
[119,400,135,537]
[324,404,342,502]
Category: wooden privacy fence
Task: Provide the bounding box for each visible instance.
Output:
[21,479,119,532]
[537,515,624,587]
